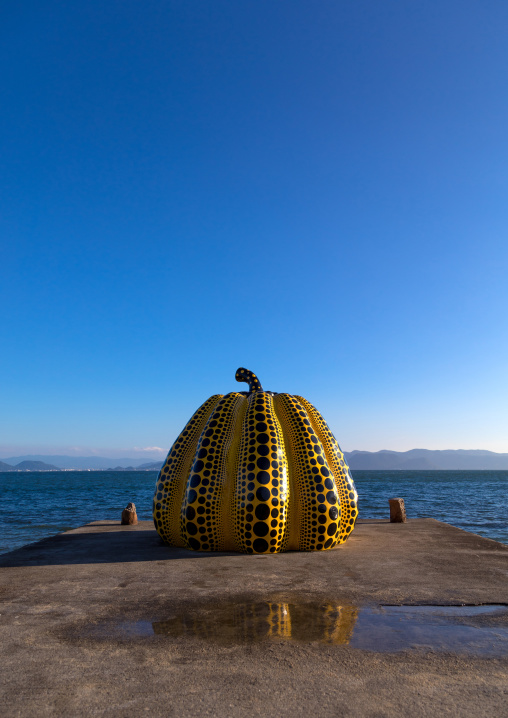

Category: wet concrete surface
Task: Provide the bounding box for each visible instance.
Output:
[1,518,507,717]
[81,601,508,657]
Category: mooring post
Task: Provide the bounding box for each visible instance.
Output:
[121,502,138,525]
[389,498,407,523]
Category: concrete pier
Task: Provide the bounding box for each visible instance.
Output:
[1,519,507,717]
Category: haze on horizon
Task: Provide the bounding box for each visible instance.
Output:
[2,1,507,456]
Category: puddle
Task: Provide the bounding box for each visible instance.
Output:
[83,601,508,656]
[351,604,508,656]
[376,604,504,617]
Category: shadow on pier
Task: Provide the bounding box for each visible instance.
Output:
[0,525,237,567]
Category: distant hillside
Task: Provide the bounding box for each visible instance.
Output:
[104,462,163,471]
[344,449,508,470]
[2,450,508,472]
[138,461,164,470]
[0,460,60,471]
[16,460,61,471]
[3,455,162,470]
[101,461,161,471]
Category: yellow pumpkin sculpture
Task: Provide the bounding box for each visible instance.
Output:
[153,368,358,554]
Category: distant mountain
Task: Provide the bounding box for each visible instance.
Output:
[0,461,15,471]
[3,455,163,470]
[106,466,136,471]
[15,460,61,471]
[138,461,164,470]
[2,450,508,473]
[344,449,508,470]
[0,460,60,471]
[104,462,163,471]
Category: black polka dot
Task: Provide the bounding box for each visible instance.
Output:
[253,538,269,552]
[253,522,269,537]
[187,522,198,535]
[257,471,270,484]
[188,537,200,550]
[256,457,270,470]
[255,504,270,520]
[186,506,195,520]
[256,486,270,501]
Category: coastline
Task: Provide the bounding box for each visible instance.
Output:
[2,469,507,555]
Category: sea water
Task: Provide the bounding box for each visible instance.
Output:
[0,470,506,555]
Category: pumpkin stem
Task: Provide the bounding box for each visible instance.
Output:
[235,367,263,393]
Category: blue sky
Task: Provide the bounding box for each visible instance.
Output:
[1,0,508,458]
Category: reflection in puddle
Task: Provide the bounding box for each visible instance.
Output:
[153,601,357,645]
[85,601,508,656]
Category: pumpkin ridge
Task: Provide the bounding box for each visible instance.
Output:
[223,395,248,551]
[294,396,358,544]
[271,398,300,551]
[154,394,223,546]
[233,391,290,553]
[273,394,341,551]
[180,392,244,551]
